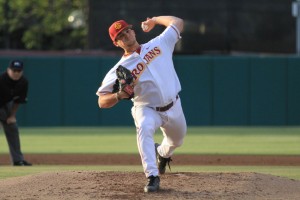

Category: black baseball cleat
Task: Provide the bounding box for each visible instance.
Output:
[155,143,172,174]
[13,160,32,166]
[144,175,160,192]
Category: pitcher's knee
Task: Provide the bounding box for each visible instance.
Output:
[170,139,184,148]
[175,139,184,147]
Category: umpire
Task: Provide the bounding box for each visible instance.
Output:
[0,60,32,166]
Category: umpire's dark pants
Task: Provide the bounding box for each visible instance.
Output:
[0,102,24,163]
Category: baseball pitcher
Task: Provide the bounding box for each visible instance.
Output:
[96,16,187,192]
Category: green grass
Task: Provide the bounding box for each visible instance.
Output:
[0,126,299,155]
[0,127,299,181]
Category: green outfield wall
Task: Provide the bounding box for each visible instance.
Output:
[0,55,299,126]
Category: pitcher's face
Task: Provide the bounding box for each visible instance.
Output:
[115,28,137,48]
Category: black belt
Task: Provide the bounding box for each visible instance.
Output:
[156,95,179,112]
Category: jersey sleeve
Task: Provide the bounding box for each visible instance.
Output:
[157,24,182,50]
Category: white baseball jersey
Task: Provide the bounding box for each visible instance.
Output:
[97,24,181,108]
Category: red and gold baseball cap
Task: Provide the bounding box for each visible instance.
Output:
[108,20,132,42]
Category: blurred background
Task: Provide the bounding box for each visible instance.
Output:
[0,0,296,54]
[0,0,299,126]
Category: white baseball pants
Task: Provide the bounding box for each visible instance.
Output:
[131,98,187,177]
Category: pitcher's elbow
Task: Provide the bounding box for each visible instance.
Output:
[98,100,111,109]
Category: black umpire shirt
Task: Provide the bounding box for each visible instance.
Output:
[0,71,28,108]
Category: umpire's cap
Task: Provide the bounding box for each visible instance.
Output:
[9,60,24,71]
[109,20,132,42]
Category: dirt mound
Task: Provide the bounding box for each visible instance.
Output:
[0,171,299,200]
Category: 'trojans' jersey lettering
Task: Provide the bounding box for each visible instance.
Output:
[143,47,161,64]
[132,62,147,81]
[131,47,161,82]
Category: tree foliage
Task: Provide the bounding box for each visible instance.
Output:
[0,0,87,50]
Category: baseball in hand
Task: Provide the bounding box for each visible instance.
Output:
[141,23,148,31]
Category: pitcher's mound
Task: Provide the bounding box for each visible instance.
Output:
[0,171,299,200]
